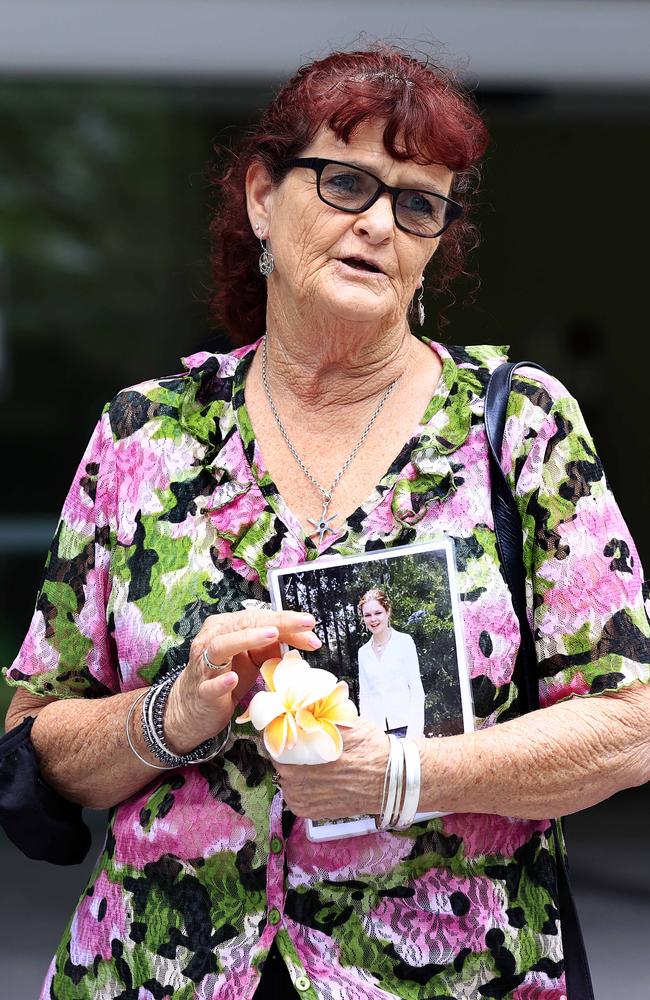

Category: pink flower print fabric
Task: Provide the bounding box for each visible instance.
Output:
[5,339,649,999]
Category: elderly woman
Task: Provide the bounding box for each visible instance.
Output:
[3,45,650,1000]
[357,588,425,738]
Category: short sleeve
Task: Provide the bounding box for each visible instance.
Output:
[504,372,650,708]
[4,409,120,699]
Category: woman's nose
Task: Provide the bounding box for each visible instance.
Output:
[353,192,394,241]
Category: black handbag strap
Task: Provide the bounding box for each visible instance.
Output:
[485,361,545,716]
[485,361,596,1000]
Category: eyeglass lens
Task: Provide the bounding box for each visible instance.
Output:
[318,162,449,236]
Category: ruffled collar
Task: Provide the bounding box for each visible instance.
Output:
[177,338,508,587]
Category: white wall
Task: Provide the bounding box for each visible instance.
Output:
[0,0,649,87]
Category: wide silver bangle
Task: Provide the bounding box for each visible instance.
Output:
[375,736,403,830]
[394,739,421,829]
[376,738,392,823]
[126,691,175,770]
[389,738,406,828]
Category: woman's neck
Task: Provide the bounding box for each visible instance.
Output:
[372,627,392,647]
[261,293,415,417]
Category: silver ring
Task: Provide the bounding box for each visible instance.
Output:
[202,647,232,674]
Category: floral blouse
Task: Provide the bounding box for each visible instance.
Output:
[6,339,650,1000]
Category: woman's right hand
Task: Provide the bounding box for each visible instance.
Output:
[163,609,320,754]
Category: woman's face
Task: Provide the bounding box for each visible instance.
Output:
[361,599,390,637]
[247,121,454,329]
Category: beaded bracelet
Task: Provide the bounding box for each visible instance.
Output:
[135,668,231,769]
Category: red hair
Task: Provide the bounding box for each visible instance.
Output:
[358,588,393,618]
[209,45,490,345]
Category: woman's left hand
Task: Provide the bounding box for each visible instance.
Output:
[275,718,389,819]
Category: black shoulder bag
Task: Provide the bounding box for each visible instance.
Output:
[485,361,596,1000]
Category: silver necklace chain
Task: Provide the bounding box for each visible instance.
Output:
[261,335,403,543]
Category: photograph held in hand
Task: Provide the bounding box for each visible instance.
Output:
[268,538,474,840]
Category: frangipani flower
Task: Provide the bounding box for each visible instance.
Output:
[236,650,358,763]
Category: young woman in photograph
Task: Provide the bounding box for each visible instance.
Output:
[357,588,425,737]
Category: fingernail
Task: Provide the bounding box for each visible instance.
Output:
[308,634,322,649]
[263,627,278,638]
[300,615,315,626]
[222,672,238,686]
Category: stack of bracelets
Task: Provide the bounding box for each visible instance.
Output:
[375,735,422,830]
[125,665,231,770]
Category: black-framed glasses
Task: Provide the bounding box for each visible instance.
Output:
[282,157,462,238]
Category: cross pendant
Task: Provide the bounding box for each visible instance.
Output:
[308,498,338,545]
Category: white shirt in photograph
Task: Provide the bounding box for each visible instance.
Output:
[357,629,425,737]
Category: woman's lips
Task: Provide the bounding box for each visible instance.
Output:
[335,259,388,280]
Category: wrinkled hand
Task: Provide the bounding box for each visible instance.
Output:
[276,718,390,820]
[164,609,320,754]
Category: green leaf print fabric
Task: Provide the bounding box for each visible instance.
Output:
[5,340,650,999]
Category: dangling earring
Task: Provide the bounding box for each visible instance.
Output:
[417,279,425,327]
[259,239,275,277]
[256,224,275,277]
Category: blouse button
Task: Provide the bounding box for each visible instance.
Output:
[294,975,311,991]
[268,907,282,926]
[270,836,283,854]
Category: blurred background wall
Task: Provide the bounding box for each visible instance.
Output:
[0,2,648,997]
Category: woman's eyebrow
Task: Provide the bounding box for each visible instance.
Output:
[341,159,447,194]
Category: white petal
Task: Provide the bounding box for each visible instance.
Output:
[260,657,281,691]
[273,660,338,711]
[273,726,340,765]
[264,714,291,757]
[247,691,285,730]
[295,708,322,733]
